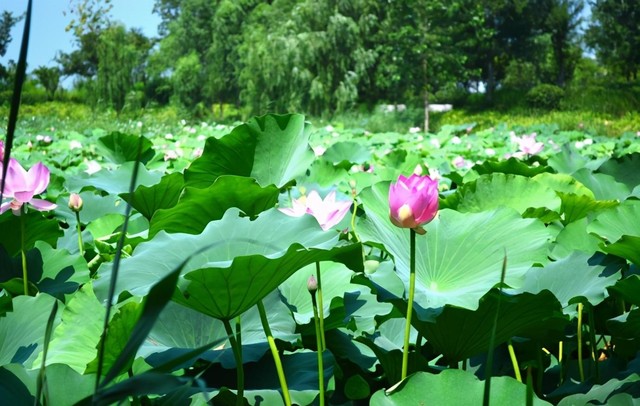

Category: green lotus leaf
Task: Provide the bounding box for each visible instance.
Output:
[557,373,640,406]
[588,200,640,242]
[607,308,640,339]
[304,159,350,188]
[322,141,372,168]
[358,181,553,314]
[96,132,155,164]
[551,217,604,259]
[0,211,62,257]
[55,191,126,224]
[470,157,552,178]
[572,169,631,201]
[597,153,640,191]
[516,251,618,316]
[608,275,640,307]
[184,114,314,189]
[65,162,162,195]
[0,294,59,367]
[558,192,618,225]
[149,175,279,236]
[370,369,551,405]
[457,173,561,214]
[533,172,594,198]
[601,235,640,266]
[121,172,184,220]
[94,208,363,320]
[548,143,607,174]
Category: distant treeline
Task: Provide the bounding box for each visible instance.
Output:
[1,0,639,118]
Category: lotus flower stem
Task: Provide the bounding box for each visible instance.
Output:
[310,288,325,406]
[223,318,244,406]
[508,339,522,382]
[401,228,417,380]
[558,340,564,385]
[20,205,28,296]
[350,200,360,243]
[257,300,292,406]
[315,262,326,351]
[587,304,599,382]
[577,302,585,382]
[75,211,84,256]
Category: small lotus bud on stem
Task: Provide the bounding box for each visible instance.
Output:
[68,193,83,212]
[307,274,318,294]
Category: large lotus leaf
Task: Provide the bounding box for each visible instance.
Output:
[304,159,350,188]
[588,200,640,242]
[96,132,155,164]
[358,182,552,313]
[54,191,126,224]
[65,162,162,195]
[572,169,631,201]
[457,173,561,214]
[469,158,553,178]
[548,143,606,174]
[149,176,279,237]
[39,363,95,405]
[551,218,604,259]
[322,141,372,167]
[120,172,184,220]
[602,236,640,266]
[597,153,640,191]
[374,150,424,183]
[609,308,640,339]
[142,291,298,368]
[558,192,618,225]
[608,275,640,307]
[516,251,618,317]
[0,365,35,403]
[32,284,103,373]
[0,294,59,367]
[94,209,363,308]
[370,369,551,405]
[557,373,640,406]
[0,211,62,257]
[414,290,566,362]
[184,114,314,189]
[533,172,594,198]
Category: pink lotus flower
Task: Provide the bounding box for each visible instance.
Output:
[514,134,544,156]
[0,139,4,161]
[1,158,57,215]
[279,190,352,231]
[389,174,439,235]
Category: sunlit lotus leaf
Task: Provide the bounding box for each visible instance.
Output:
[557,374,640,406]
[184,114,314,189]
[358,181,553,315]
[304,159,350,188]
[54,191,125,224]
[557,193,618,225]
[322,141,372,167]
[370,369,551,405]
[588,200,640,242]
[65,162,161,195]
[0,294,59,367]
[457,173,561,214]
[149,175,279,236]
[551,218,603,259]
[572,169,630,201]
[94,208,363,321]
[120,172,184,220]
[533,172,594,198]
[516,251,618,316]
[96,132,155,164]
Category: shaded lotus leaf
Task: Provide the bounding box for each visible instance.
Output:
[0,365,35,404]
[588,200,640,242]
[597,153,640,191]
[0,211,62,257]
[65,162,162,195]
[358,181,552,315]
[0,294,59,367]
[572,169,630,201]
[120,172,184,220]
[94,209,363,321]
[370,369,551,405]
[608,309,640,339]
[608,275,640,307]
[149,176,279,237]
[96,132,155,164]
[601,235,640,266]
[457,173,561,214]
[322,141,372,167]
[516,251,618,317]
[557,373,640,406]
[184,114,314,189]
[470,157,552,178]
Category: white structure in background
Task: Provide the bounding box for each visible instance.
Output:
[428,104,453,112]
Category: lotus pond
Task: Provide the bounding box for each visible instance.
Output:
[1,113,640,405]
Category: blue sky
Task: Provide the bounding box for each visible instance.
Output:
[1,0,160,70]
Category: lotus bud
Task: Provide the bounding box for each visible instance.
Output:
[307,274,318,293]
[68,193,83,212]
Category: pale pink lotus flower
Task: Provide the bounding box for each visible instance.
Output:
[312,145,327,157]
[514,134,544,156]
[429,138,441,149]
[0,158,57,215]
[388,174,439,235]
[84,160,102,175]
[485,148,496,157]
[0,140,4,161]
[450,136,462,145]
[69,140,83,150]
[192,148,204,158]
[452,156,471,169]
[279,190,352,231]
[428,168,442,182]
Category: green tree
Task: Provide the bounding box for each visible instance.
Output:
[586,0,640,80]
[544,0,584,86]
[0,11,22,89]
[32,66,61,100]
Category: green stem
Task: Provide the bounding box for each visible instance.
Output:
[311,291,325,406]
[20,205,28,296]
[75,211,84,256]
[401,228,416,380]
[350,200,360,243]
[508,339,522,382]
[587,304,599,383]
[558,341,564,386]
[257,300,291,406]
[577,303,585,382]
[315,262,326,351]
[223,319,244,406]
